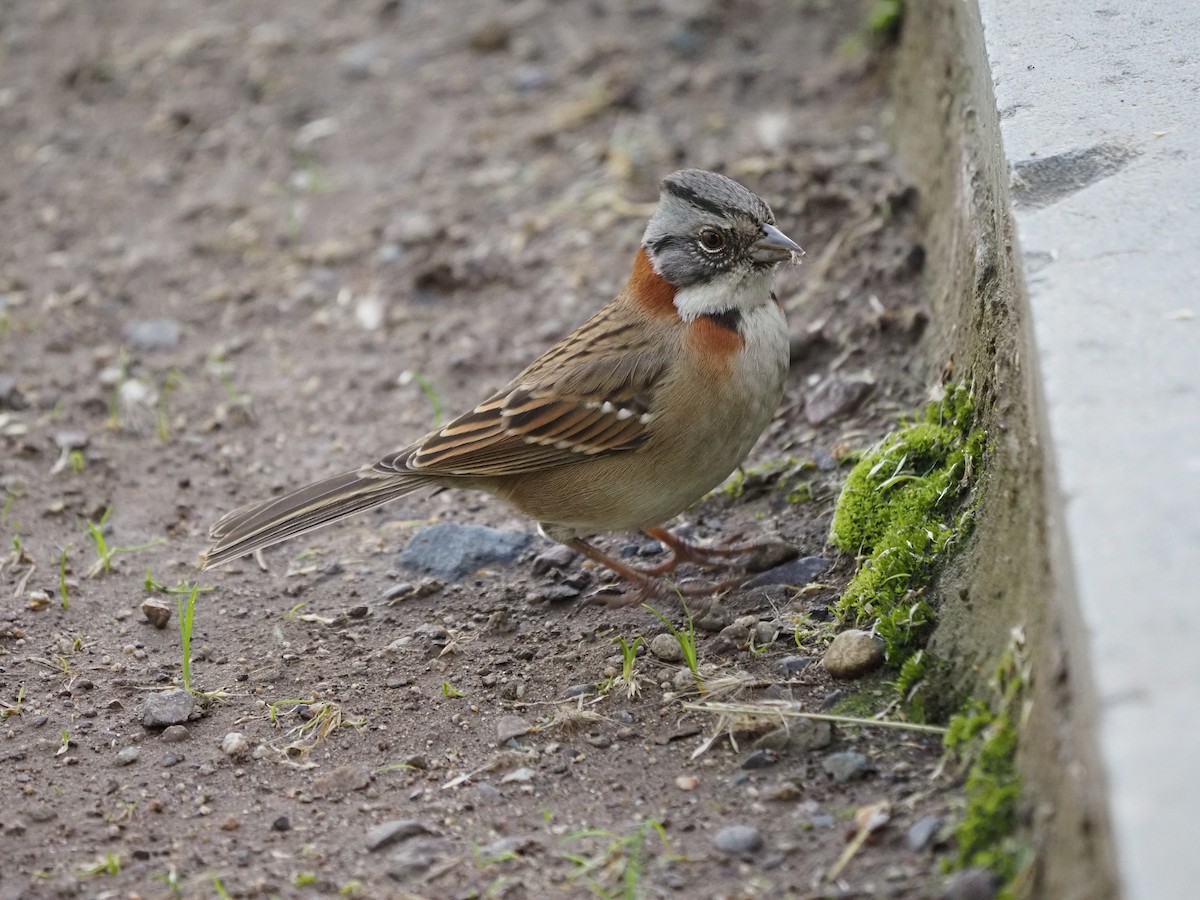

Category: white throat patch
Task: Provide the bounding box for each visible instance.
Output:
[672,267,774,322]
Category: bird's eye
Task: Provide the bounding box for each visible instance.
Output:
[698,229,726,253]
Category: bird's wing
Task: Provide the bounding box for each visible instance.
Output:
[371,309,674,478]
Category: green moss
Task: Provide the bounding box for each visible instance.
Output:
[830,383,983,663]
[828,688,887,720]
[944,634,1030,890]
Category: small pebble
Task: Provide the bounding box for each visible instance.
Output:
[397,523,530,581]
[366,818,431,851]
[648,633,684,662]
[313,764,371,795]
[907,815,942,852]
[382,582,416,602]
[740,749,778,769]
[775,656,815,678]
[222,732,249,758]
[753,621,780,646]
[115,746,139,766]
[53,431,89,452]
[388,837,448,881]
[529,584,581,603]
[496,715,530,744]
[143,689,194,729]
[743,555,832,589]
[141,598,172,629]
[823,630,886,679]
[694,606,733,632]
[941,867,1001,900]
[500,767,535,784]
[752,716,833,753]
[713,824,763,856]
[805,374,873,424]
[822,750,872,783]
[531,544,577,575]
[716,622,751,649]
[675,775,699,791]
[339,40,379,79]
[764,780,802,801]
[672,669,698,691]
[123,318,182,352]
[272,816,291,832]
[468,19,510,53]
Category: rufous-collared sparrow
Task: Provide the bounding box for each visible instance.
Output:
[201,169,802,603]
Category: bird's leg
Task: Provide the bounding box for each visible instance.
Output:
[566,538,739,609]
[639,526,796,575]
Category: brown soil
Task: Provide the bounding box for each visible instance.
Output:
[1,2,960,897]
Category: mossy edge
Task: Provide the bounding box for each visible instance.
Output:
[829,382,983,668]
[827,382,1027,891]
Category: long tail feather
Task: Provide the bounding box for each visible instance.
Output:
[200,469,434,569]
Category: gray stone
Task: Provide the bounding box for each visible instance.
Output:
[694,606,733,632]
[804,374,873,424]
[753,621,780,646]
[339,40,379,79]
[716,622,751,649]
[500,767,535,784]
[940,867,1000,900]
[382,582,417,601]
[0,375,23,409]
[528,583,581,603]
[397,523,531,581]
[160,725,190,743]
[53,431,88,451]
[314,764,371,795]
[141,598,171,629]
[222,732,249,758]
[366,818,434,852]
[907,815,942,852]
[743,556,832,589]
[822,630,886,679]
[143,689,194,729]
[822,750,872,783]
[386,211,439,245]
[754,718,833,754]
[511,66,550,92]
[713,824,763,856]
[115,746,139,766]
[496,715,530,744]
[648,633,684,663]
[388,837,450,881]
[531,544,577,575]
[123,318,181,351]
[467,19,510,53]
[740,749,778,769]
[775,656,815,679]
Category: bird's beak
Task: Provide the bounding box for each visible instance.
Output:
[750,224,803,264]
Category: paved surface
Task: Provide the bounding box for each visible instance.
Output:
[977,1,1200,896]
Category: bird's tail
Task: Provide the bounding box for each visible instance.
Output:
[200,469,434,569]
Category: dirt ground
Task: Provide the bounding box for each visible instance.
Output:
[1,1,963,897]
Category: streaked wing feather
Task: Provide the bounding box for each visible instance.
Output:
[387,309,671,478]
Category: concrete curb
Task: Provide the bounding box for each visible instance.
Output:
[979,3,1200,897]
[890,1,1199,896]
